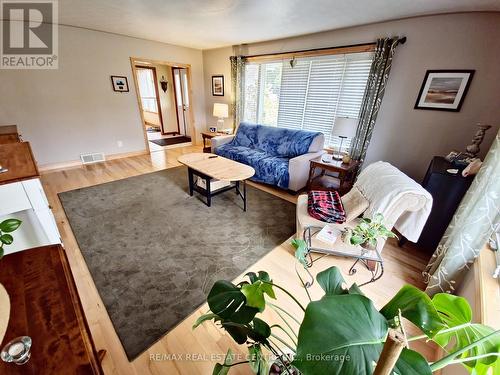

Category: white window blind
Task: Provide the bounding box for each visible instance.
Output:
[243,52,373,150]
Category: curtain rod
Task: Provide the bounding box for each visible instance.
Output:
[239,37,406,59]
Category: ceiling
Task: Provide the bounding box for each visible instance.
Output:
[54,0,500,49]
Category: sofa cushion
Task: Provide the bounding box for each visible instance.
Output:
[233,122,322,158]
[215,144,290,188]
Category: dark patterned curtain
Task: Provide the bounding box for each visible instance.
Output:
[229,56,246,132]
[350,37,402,163]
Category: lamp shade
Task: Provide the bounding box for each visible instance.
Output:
[213,103,229,118]
[331,117,358,138]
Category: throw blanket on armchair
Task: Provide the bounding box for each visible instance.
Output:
[355,161,433,242]
[215,122,323,189]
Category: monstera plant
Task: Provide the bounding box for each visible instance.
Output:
[194,262,500,374]
[0,218,22,259]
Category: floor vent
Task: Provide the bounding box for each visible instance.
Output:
[80,152,105,165]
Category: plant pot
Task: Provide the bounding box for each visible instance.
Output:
[0,283,10,345]
[269,354,300,375]
[361,242,377,271]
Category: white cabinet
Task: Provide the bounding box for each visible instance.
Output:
[0,177,61,255]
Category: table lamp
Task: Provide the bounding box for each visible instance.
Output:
[331,117,358,160]
[213,103,229,131]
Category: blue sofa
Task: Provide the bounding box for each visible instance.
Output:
[212,123,325,191]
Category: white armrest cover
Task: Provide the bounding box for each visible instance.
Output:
[308,133,325,152]
[211,135,235,152]
[288,150,325,192]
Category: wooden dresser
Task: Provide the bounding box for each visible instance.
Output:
[0,129,61,253]
[0,245,104,374]
[0,125,21,145]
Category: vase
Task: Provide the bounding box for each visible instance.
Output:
[0,283,10,345]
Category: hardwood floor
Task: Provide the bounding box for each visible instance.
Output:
[40,146,434,375]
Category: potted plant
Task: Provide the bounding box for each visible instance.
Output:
[342,213,397,250]
[194,260,500,374]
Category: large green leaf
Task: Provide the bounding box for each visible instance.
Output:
[316,266,347,296]
[207,280,259,324]
[432,293,500,370]
[0,218,22,233]
[249,318,271,341]
[220,318,271,345]
[292,293,431,374]
[292,294,388,374]
[212,349,233,375]
[241,279,276,312]
[380,284,444,338]
[248,344,269,375]
[192,313,219,329]
[392,348,432,375]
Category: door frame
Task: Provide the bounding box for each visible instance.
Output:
[130,57,197,153]
[134,65,164,134]
[172,66,190,136]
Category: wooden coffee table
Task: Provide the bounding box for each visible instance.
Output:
[177,153,255,211]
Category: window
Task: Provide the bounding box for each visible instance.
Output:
[242,52,373,150]
[136,68,158,113]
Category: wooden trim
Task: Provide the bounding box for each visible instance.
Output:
[39,150,148,173]
[476,246,500,328]
[245,43,376,63]
[129,59,152,154]
[171,67,182,135]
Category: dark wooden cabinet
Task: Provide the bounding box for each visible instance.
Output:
[415,157,473,254]
[0,245,104,374]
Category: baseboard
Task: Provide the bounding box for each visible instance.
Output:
[39,150,148,173]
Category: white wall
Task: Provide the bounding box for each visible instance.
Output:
[0,25,206,166]
[203,47,234,130]
[202,12,500,180]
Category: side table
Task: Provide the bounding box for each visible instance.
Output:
[306,155,359,194]
[201,131,229,153]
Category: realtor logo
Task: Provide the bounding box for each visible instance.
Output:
[1,0,58,69]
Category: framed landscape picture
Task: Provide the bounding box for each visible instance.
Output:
[414,70,474,112]
[212,75,224,96]
[111,75,129,92]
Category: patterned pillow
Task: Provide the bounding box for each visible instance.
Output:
[307,190,346,223]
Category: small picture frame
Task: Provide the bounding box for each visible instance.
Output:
[212,75,224,96]
[414,70,474,112]
[111,76,129,92]
[209,126,217,133]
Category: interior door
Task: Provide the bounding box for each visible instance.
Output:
[173,67,190,137]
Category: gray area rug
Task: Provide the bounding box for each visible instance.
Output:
[59,167,295,360]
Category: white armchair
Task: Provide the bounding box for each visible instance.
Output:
[296,162,432,285]
[297,162,433,254]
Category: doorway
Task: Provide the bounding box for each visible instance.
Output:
[131,58,195,153]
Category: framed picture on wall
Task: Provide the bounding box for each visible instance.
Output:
[111,75,129,92]
[414,70,474,112]
[212,75,224,96]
